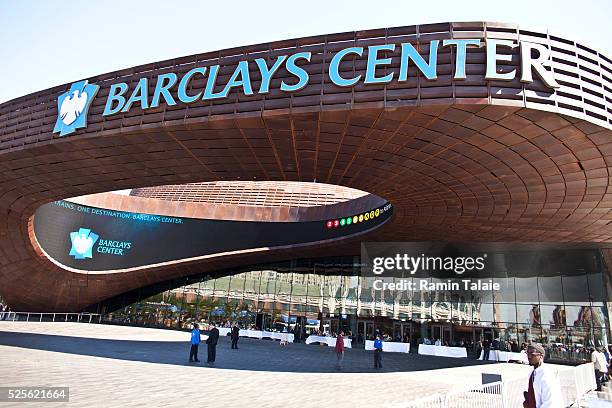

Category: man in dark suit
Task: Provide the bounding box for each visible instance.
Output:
[230,323,240,349]
[206,323,220,364]
[483,339,491,361]
[293,324,300,343]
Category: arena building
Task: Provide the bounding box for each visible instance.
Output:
[0,21,611,361]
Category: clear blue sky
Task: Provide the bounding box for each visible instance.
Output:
[1,0,610,104]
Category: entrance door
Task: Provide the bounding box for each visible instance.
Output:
[442,326,451,344]
[473,327,483,343]
[473,327,493,343]
[393,322,412,342]
[431,324,451,345]
[357,320,374,342]
[329,319,340,336]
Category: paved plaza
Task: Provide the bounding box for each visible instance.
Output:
[0,322,535,407]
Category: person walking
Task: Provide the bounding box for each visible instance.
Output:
[189,323,201,362]
[373,334,383,369]
[523,343,563,408]
[206,322,220,364]
[335,331,345,370]
[230,323,240,349]
[592,346,608,391]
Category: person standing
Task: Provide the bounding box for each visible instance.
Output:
[483,339,491,361]
[189,323,201,362]
[206,322,220,364]
[592,346,608,391]
[335,331,345,370]
[603,346,610,384]
[523,343,563,408]
[374,334,383,369]
[292,324,300,343]
[608,345,612,384]
[230,323,240,350]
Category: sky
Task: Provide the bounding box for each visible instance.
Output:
[0,0,610,104]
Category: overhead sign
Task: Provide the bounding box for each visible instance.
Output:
[53,39,559,136]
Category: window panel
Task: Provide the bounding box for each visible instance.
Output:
[494,303,517,323]
[514,277,539,303]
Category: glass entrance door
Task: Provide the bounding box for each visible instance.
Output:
[330,319,340,336]
[473,327,493,343]
[393,322,412,342]
[431,324,451,345]
[442,326,451,344]
[357,320,374,342]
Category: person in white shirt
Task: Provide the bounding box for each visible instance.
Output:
[592,346,608,391]
[523,343,563,408]
[435,339,442,346]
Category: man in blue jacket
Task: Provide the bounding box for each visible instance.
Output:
[189,323,201,362]
[374,334,383,369]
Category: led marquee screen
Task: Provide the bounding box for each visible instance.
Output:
[33,200,393,271]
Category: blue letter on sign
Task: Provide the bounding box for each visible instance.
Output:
[281,52,311,92]
[399,41,439,81]
[203,65,225,100]
[329,47,363,87]
[256,56,287,94]
[178,67,207,103]
[222,61,254,97]
[442,39,481,80]
[365,44,395,84]
[151,73,178,108]
[122,78,149,112]
[103,83,129,116]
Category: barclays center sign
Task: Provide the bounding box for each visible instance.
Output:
[53,38,560,137]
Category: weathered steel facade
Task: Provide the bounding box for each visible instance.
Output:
[0,22,611,311]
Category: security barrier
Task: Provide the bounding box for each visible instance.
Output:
[1,312,102,323]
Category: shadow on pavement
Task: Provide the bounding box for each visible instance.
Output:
[0,330,497,373]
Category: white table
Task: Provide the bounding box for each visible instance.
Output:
[240,329,263,339]
[479,350,528,364]
[305,336,352,348]
[212,328,294,342]
[365,340,410,353]
[263,331,294,343]
[418,344,467,358]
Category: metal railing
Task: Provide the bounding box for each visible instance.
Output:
[402,363,596,408]
[0,312,102,323]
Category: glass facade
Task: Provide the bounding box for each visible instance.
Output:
[105,250,612,362]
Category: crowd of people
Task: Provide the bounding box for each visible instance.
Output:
[186,322,390,370]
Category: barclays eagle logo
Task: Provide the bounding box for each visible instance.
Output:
[69,228,99,260]
[53,80,99,137]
